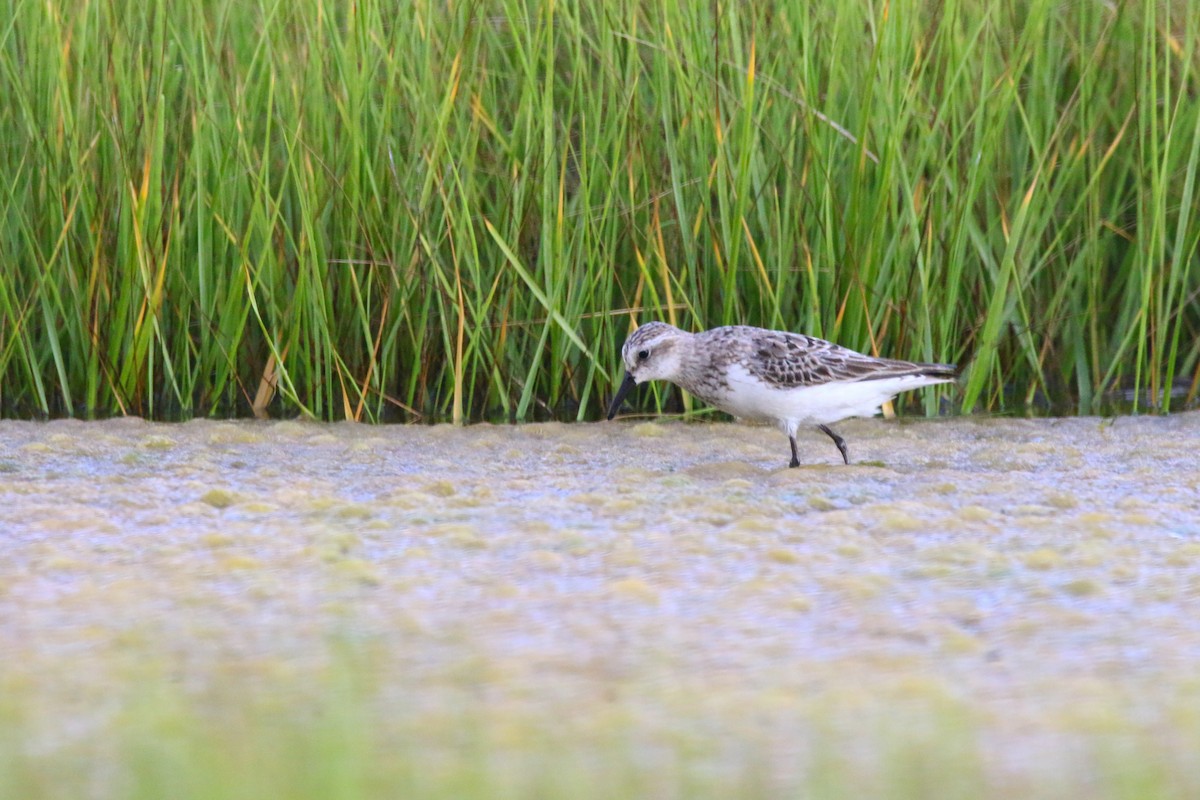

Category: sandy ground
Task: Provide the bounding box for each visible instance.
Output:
[3,413,1200,787]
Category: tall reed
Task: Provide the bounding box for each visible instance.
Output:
[2,0,1197,421]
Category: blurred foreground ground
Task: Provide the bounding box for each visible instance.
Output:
[2,414,1199,797]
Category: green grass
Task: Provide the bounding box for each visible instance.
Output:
[1,0,1198,421]
[4,665,1200,800]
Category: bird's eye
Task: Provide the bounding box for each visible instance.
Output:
[637,349,650,362]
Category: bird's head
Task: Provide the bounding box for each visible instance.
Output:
[606,321,687,419]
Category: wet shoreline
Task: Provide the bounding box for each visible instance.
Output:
[3,414,1200,785]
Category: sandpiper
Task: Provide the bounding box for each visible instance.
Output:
[607,321,957,467]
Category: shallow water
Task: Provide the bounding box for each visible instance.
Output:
[3,414,1200,788]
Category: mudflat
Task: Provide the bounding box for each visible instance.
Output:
[3,414,1199,793]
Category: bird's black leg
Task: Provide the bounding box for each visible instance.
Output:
[818,424,850,465]
[788,435,800,469]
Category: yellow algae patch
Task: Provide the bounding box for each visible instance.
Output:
[786,595,813,612]
[1070,542,1124,568]
[765,547,802,565]
[200,488,239,509]
[206,426,265,445]
[970,451,1039,471]
[873,509,925,533]
[422,523,487,548]
[423,480,457,498]
[523,550,564,570]
[808,495,839,512]
[219,554,262,571]
[1108,563,1139,584]
[655,474,693,488]
[684,499,742,522]
[511,422,567,439]
[1044,492,1078,510]
[415,525,484,551]
[463,483,495,502]
[921,542,992,566]
[607,578,659,603]
[46,433,76,447]
[271,421,312,437]
[685,461,764,481]
[570,492,608,507]
[957,505,991,522]
[41,555,86,572]
[301,496,344,513]
[1021,548,1062,570]
[447,529,488,549]
[1165,543,1200,567]
[935,624,983,655]
[1075,511,1115,526]
[904,563,955,579]
[201,532,236,548]
[734,516,779,534]
[1114,496,1146,510]
[380,489,430,511]
[333,558,382,586]
[1012,504,1056,517]
[605,497,639,515]
[305,434,340,446]
[629,422,667,438]
[822,574,890,600]
[1061,578,1103,597]
[488,581,521,599]
[1070,519,1116,540]
[422,522,475,537]
[311,530,361,560]
[329,503,374,521]
[835,542,864,559]
[604,546,643,568]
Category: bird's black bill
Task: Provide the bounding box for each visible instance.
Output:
[606,372,638,420]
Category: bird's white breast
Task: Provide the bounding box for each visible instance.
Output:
[711,364,946,427]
